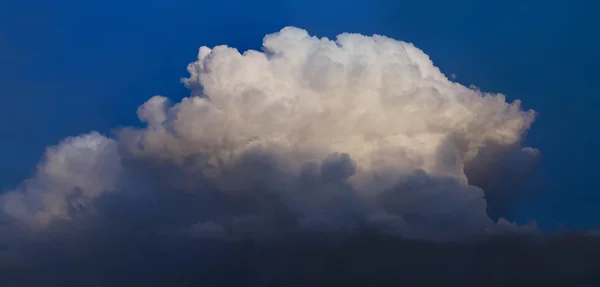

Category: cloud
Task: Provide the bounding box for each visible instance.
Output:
[2,232,600,286]
[0,132,121,228]
[0,27,540,243]
[15,25,600,287]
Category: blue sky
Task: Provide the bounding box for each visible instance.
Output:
[1,0,598,230]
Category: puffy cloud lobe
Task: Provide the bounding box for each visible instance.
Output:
[465,145,541,220]
[1,27,539,241]
[0,132,121,227]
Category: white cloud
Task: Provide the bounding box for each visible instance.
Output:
[1,27,538,240]
[0,132,121,227]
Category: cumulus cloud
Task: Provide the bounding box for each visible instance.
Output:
[0,132,122,228]
[0,27,540,241]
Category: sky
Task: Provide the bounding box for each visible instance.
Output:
[1,0,598,229]
[1,0,600,285]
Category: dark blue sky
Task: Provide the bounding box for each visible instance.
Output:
[1,0,598,230]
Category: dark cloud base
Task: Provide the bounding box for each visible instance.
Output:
[2,232,599,286]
